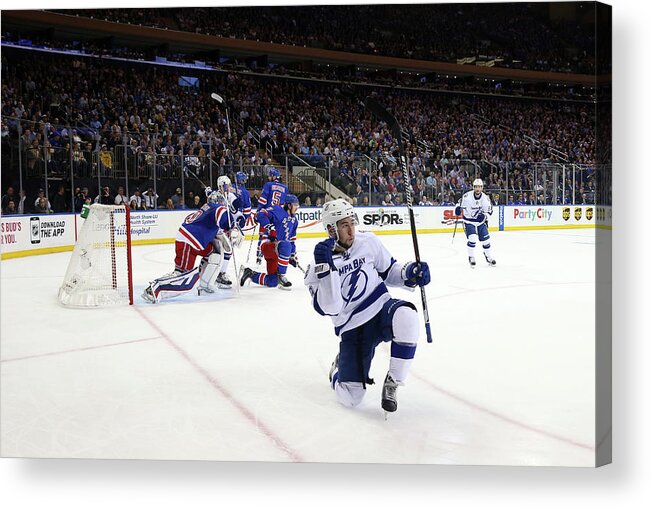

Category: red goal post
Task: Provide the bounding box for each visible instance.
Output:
[58,204,133,307]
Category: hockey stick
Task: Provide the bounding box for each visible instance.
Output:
[245,221,259,264]
[363,96,433,343]
[210,92,231,139]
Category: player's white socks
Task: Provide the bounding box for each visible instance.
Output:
[481,241,493,260]
[388,306,419,384]
[467,234,478,258]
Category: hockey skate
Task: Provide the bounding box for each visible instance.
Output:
[468,256,476,268]
[329,353,340,390]
[277,274,292,290]
[484,253,496,266]
[215,272,233,289]
[381,373,399,414]
[240,267,254,287]
[197,282,215,296]
[141,284,158,304]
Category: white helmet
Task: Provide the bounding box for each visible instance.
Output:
[473,178,484,187]
[217,175,232,193]
[322,198,357,232]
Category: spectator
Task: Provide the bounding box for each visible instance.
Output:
[72,187,86,212]
[17,189,29,214]
[34,195,52,213]
[96,186,113,205]
[99,144,113,175]
[171,187,183,207]
[51,185,69,213]
[3,200,17,215]
[163,198,175,210]
[1,186,16,210]
[114,186,130,206]
[129,188,144,209]
[143,188,159,209]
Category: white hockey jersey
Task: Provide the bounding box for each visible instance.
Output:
[458,191,493,225]
[304,232,413,336]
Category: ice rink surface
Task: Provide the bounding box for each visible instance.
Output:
[1,228,599,466]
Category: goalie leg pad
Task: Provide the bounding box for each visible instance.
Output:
[151,267,201,301]
[199,252,222,292]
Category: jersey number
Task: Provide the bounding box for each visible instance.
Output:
[271,190,282,205]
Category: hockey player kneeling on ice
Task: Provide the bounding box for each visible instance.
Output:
[240,194,299,290]
[455,178,496,268]
[304,198,431,414]
[255,167,289,265]
[142,188,244,303]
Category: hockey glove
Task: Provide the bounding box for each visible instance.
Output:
[289,253,298,267]
[404,262,431,288]
[204,186,213,198]
[314,237,336,277]
[454,206,462,217]
[476,211,485,223]
[266,225,277,241]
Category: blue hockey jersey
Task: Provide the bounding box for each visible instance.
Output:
[233,185,252,222]
[257,181,289,210]
[255,204,298,252]
[176,203,234,250]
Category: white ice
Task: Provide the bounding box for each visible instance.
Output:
[0,228,598,466]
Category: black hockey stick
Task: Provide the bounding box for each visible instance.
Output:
[363,96,433,343]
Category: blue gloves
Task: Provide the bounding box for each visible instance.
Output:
[404,262,431,287]
[476,211,485,223]
[454,206,462,216]
[266,224,277,241]
[314,237,336,277]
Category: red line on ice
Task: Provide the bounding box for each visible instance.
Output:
[133,305,304,463]
[1,337,162,363]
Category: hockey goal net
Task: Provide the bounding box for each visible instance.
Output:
[58,204,133,307]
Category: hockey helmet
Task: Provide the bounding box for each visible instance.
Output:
[473,178,484,188]
[285,194,299,206]
[322,198,357,232]
[268,167,281,180]
[235,171,248,185]
[217,175,232,193]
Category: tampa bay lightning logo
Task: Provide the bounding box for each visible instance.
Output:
[342,267,368,305]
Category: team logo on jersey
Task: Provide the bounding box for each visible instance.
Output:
[574,207,582,221]
[586,207,593,221]
[341,267,368,305]
[562,207,570,221]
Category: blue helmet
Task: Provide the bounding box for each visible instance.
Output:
[235,171,247,185]
[269,168,280,180]
[285,194,299,206]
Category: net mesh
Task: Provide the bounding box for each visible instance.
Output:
[58,204,131,307]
